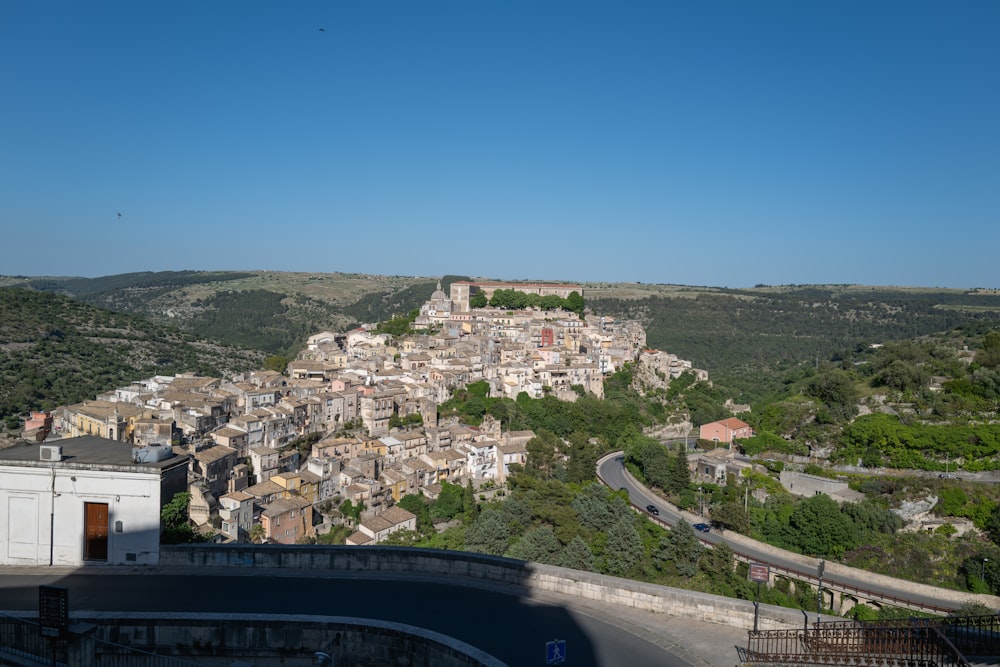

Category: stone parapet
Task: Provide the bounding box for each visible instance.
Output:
[160,544,806,632]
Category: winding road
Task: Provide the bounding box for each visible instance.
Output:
[598,451,989,614]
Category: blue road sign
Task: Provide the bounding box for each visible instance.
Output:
[545,639,566,664]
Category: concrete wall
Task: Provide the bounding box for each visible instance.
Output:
[160,544,806,632]
[779,469,851,498]
[0,611,503,667]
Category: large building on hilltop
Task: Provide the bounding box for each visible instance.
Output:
[449,281,583,312]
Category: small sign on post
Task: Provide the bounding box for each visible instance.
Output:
[748,564,769,633]
[545,639,567,664]
[38,585,69,638]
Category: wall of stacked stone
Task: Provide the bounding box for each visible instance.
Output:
[160,545,805,632]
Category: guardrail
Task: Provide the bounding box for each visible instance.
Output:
[738,614,1000,666]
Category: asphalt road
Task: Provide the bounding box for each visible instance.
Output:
[0,570,717,667]
[598,452,978,614]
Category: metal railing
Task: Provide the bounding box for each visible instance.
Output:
[737,614,1000,666]
[0,611,64,667]
[0,611,201,667]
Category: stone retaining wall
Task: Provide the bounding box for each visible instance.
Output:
[160,544,806,632]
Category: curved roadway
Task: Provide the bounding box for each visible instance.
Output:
[0,568,728,667]
[598,451,982,614]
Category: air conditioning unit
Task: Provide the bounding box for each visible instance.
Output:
[40,445,63,462]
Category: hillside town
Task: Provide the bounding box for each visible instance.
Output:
[0,281,712,565]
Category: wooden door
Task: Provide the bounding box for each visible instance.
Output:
[84,502,109,561]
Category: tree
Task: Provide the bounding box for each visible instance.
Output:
[464,510,512,556]
[634,439,671,489]
[805,370,859,422]
[498,496,533,535]
[340,499,364,525]
[978,331,1000,369]
[263,355,289,374]
[565,431,599,484]
[430,481,465,521]
[161,492,197,544]
[601,517,643,576]
[469,292,488,308]
[667,444,690,495]
[656,519,703,577]
[983,503,1000,546]
[526,430,561,480]
[711,501,751,534]
[506,526,562,564]
[572,482,630,532]
[873,360,929,394]
[398,493,434,535]
[249,523,266,544]
[779,494,860,557]
[558,536,596,572]
[565,291,585,315]
[463,480,478,524]
[842,499,905,534]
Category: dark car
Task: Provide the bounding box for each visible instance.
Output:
[693,523,711,533]
[646,504,659,515]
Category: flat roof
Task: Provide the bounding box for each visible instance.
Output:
[0,435,188,473]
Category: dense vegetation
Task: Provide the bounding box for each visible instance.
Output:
[589,287,1000,402]
[8,272,473,358]
[24,270,256,303]
[480,288,584,315]
[740,330,1000,469]
[0,288,263,419]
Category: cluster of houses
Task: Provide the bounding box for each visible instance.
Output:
[0,281,714,566]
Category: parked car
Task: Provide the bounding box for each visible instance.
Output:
[646,504,660,516]
[693,523,711,533]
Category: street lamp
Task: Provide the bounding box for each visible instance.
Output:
[982,558,989,584]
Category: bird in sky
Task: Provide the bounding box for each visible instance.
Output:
[116,211,122,220]
[319,27,326,32]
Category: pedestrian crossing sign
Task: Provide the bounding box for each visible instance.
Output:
[546,639,566,664]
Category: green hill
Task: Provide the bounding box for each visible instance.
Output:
[588,285,1000,401]
[0,287,264,419]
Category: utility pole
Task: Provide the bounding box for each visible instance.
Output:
[816,559,825,625]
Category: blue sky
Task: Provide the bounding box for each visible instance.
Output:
[2,1,997,288]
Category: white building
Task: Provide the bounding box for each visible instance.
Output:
[0,436,189,566]
[218,490,254,542]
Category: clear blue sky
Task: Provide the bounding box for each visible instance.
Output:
[2,1,997,288]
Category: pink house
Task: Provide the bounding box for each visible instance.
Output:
[699,418,753,445]
[24,411,53,432]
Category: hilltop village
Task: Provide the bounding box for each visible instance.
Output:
[15,281,708,548]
